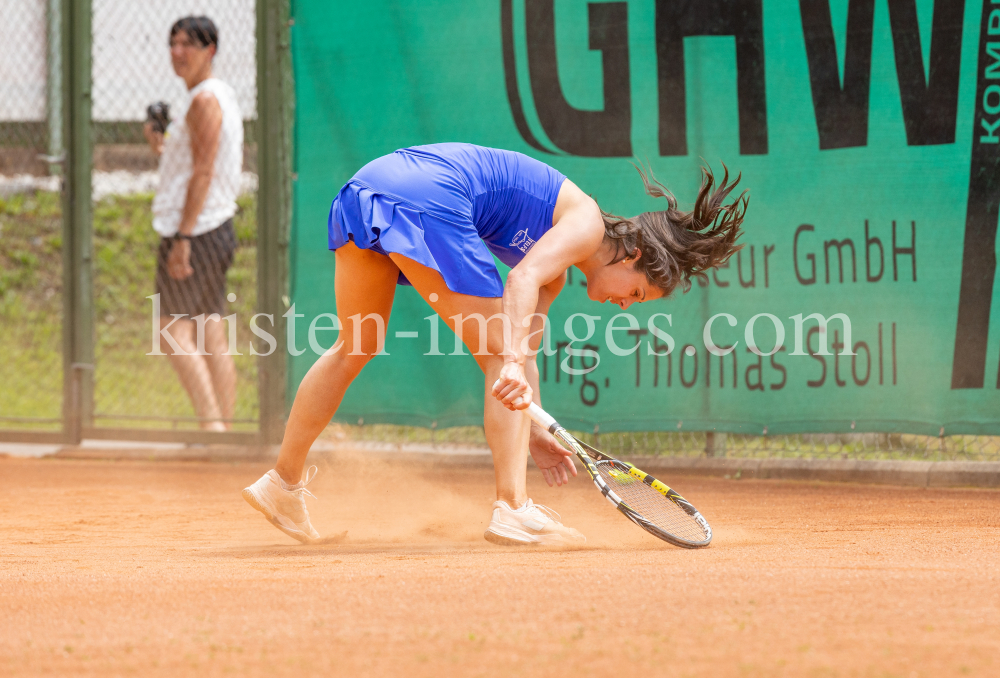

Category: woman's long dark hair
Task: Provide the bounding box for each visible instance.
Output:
[602,164,747,296]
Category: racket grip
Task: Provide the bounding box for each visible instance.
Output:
[492,378,531,408]
[492,381,554,430]
[523,402,558,432]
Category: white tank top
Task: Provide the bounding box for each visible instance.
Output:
[152,78,243,237]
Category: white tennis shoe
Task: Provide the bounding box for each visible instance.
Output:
[242,467,321,544]
[484,498,586,546]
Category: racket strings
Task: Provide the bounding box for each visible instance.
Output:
[595,462,709,542]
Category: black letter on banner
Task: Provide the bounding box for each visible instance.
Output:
[501,0,552,153]
[852,341,871,386]
[952,3,1000,389]
[807,327,827,387]
[887,0,965,146]
[580,345,600,406]
[628,327,648,387]
[521,0,631,157]
[738,246,756,288]
[770,347,788,390]
[745,346,764,392]
[654,0,767,156]
[800,0,875,149]
[892,220,916,281]
[824,238,857,283]
[680,345,699,388]
[865,220,884,282]
[794,224,817,285]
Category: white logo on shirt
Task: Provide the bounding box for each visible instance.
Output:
[510,229,536,253]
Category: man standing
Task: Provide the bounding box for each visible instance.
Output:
[144,16,243,432]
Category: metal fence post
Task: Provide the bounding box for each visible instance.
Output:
[61,0,94,444]
[256,0,293,445]
[46,0,63,173]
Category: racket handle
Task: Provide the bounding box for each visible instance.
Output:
[523,401,558,433]
[493,378,532,408]
[492,380,557,430]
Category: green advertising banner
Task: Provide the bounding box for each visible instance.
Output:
[288,0,1000,436]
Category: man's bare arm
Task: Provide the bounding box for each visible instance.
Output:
[177,92,222,236]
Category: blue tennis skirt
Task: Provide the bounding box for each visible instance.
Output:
[327,145,563,298]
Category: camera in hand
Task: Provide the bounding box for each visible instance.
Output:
[146,101,171,134]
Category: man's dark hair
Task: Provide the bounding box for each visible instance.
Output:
[170,16,219,51]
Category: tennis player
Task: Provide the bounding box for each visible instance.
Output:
[244,143,746,545]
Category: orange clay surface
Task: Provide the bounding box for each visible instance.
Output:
[0,452,998,678]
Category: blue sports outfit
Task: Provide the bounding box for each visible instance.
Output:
[327,143,567,297]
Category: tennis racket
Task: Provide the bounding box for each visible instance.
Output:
[523,401,712,548]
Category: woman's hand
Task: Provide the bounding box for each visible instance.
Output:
[491,362,532,411]
[167,239,194,280]
[529,424,577,486]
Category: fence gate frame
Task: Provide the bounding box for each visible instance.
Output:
[0,0,292,447]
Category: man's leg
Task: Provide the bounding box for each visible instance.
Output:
[203,317,237,430]
[159,316,225,432]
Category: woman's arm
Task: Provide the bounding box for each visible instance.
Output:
[167,91,223,280]
[521,276,560,412]
[523,272,579,486]
[491,179,604,410]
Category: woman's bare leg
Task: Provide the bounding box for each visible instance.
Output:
[481,360,531,507]
[274,243,399,484]
[388,254,530,507]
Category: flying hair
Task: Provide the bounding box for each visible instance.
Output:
[600,163,748,296]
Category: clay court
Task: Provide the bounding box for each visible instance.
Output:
[1,452,997,678]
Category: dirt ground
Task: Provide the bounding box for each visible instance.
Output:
[0,452,997,678]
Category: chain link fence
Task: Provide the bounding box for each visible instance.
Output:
[0,0,63,434]
[326,424,1000,462]
[90,1,259,433]
[1,0,261,437]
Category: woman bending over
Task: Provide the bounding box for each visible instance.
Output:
[243,143,746,546]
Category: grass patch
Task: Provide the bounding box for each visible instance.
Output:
[319,424,1000,462]
[0,191,64,428]
[0,191,259,431]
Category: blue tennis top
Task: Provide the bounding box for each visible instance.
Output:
[328,143,567,297]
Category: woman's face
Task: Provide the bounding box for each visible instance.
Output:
[583,258,662,310]
[169,31,214,80]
